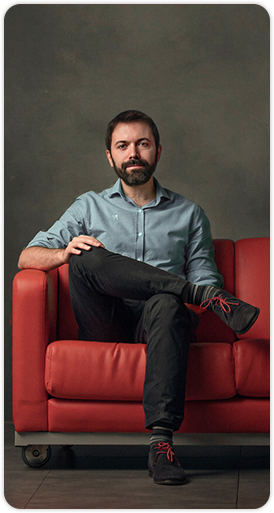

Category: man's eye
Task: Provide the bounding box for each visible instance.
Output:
[118,144,127,149]
[139,142,148,147]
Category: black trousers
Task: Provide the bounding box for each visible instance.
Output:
[69,247,198,431]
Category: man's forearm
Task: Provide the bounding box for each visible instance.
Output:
[18,246,67,271]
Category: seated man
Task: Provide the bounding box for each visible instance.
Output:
[18,109,259,485]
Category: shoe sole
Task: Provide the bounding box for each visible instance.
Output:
[148,470,187,485]
[235,307,260,335]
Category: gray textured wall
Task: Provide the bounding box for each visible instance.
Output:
[5,4,269,419]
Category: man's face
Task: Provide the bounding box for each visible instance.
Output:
[106,122,162,186]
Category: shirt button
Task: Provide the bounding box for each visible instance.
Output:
[138,232,143,237]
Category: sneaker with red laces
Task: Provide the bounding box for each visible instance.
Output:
[200,291,260,335]
[148,442,187,485]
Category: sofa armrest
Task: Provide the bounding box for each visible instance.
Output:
[12,269,58,432]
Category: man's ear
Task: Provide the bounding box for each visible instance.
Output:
[157,144,162,162]
[106,150,114,167]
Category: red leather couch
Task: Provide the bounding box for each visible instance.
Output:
[12,238,270,460]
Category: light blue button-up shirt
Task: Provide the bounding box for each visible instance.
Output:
[27,178,223,287]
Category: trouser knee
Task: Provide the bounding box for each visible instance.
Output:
[69,246,106,277]
[143,293,192,328]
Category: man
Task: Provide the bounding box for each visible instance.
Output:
[18,110,259,485]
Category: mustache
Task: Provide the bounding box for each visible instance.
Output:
[122,159,148,171]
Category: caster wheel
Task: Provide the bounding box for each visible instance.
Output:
[22,445,51,468]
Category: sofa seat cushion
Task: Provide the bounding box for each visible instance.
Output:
[186,342,236,400]
[45,340,237,402]
[45,340,147,401]
[233,339,270,397]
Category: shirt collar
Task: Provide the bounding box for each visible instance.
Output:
[108,178,171,205]
[107,179,125,198]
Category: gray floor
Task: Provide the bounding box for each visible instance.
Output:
[4,423,270,509]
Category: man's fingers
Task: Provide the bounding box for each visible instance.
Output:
[70,247,82,255]
[92,240,105,248]
[74,236,104,247]
[68,237,105,254]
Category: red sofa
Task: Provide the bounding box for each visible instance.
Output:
[12,238,270,465]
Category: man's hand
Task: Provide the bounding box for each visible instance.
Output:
[18,236,105,271]
[63,236,105,263]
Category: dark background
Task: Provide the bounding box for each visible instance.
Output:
[4,4,270,420]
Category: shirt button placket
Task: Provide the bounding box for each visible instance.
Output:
[136,209,144,261]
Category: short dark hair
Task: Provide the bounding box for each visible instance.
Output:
[105,110,160,152]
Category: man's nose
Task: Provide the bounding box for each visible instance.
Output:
[129,145,140,159]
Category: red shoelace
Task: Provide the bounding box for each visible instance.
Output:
[200,294,239,313]
[154,442,180,466]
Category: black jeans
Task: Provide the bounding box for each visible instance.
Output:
[69,247,198,431]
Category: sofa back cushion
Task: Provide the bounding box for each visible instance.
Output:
[235,238,270,340]
[58,264,78,340]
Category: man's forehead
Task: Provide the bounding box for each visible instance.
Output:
[111,121,154,141]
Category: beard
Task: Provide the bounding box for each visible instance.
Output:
[111,156,158,186]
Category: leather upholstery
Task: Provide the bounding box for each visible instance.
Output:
[235,238,270,340]
[234,339,270,397]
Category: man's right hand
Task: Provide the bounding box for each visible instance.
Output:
[18,236,105,271]
[63,236,105,263]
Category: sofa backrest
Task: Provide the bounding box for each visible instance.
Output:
[235,238,270,340]
[56,238,269,342]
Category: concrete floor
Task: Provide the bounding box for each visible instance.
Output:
[4,423,270,509]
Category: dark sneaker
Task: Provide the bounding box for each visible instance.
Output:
[148,442,187,485]
[200,291,260,335]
